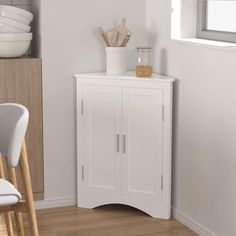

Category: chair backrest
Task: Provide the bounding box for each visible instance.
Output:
[0,103,29,167]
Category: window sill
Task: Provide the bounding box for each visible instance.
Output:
[171,37,236,53]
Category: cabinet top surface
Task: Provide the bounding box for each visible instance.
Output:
[74,72,175,83]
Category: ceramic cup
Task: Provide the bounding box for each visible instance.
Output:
[106,47,127,75]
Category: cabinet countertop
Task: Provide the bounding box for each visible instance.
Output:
[74,72,175,83]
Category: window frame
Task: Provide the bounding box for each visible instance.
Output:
[197,0,236,43]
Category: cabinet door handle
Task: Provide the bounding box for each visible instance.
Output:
[116,134,120,153]
[123,135,126,154]
[81,166,85,181]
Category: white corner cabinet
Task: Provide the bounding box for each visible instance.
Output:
[75,72,175,219]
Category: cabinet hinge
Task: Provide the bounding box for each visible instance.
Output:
[161,175,164,191]
[162,105,165,122]
[81,166,85,181]
[81,100,84,115]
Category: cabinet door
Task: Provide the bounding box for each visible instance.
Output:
[78,85,122,207]
[122,88,163,216]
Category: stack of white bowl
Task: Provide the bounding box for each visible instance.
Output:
[0,5,33,58]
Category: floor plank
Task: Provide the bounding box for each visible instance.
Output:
[0,205,198,236]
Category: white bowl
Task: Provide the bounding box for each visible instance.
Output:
[0,33,32,58]
[0,5,33,25]
[0,16,31,33]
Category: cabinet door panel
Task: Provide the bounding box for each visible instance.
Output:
[122,88,163,203]
[79,85,122,206]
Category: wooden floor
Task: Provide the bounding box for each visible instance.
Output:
[0,205,198,236]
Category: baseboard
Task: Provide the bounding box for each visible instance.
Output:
[172,208,216,236]
[35,197,76,210]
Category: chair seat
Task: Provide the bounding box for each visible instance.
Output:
[0,178,22,207]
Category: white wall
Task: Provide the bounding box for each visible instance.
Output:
[147,1,236,236]
[38,0,147,201]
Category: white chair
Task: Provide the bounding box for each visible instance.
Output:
[0,103,39,236]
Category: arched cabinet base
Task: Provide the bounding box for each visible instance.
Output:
[75,73,174,220]
[77,201,170,219]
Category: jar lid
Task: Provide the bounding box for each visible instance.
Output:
[136,47,151,52]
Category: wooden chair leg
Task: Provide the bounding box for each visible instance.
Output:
[0,155,14,236]
[14,212,24,236]
[7,167,25,236]
[19,141,39,236]
[4,213,14,236]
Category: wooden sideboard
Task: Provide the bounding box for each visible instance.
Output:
[0,58,44,200]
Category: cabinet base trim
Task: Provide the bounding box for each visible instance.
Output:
[78,200,170,219]
[35,197,76,210]
[172,208,216,236]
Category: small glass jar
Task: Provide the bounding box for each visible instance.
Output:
[136,47,152,77]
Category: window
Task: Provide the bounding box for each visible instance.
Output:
[198,0,236,43]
